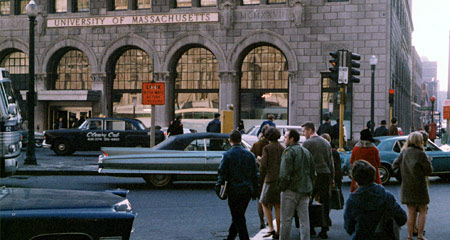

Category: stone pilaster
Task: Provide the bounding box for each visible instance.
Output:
[154,72,171,127]
[288,71,299,125]
[91,73,108,117]
[219,71,239,128]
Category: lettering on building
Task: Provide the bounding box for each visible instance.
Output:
[47,13,219,28]
[234,9,289,22]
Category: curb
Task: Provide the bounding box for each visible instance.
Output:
[15,169,99,176]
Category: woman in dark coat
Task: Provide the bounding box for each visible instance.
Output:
[350,129,382,192]
[259,127,284,239]
[393,132,432,240]
[250,125,270,229]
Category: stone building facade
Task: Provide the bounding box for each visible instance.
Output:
[0,0,413,139]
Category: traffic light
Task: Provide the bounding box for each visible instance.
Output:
[348,52,361,83]
[329,51,340,82]
[389,89,394,105]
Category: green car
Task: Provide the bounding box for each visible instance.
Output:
[340,136,450,184]
[98,133,252,187]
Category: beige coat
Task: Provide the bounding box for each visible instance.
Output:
[393,146,432,204]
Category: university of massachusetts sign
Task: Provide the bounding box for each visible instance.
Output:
[47,12,219,28]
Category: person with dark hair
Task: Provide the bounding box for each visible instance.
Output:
[250,125,271,229]
[344,160,407,240]
[374,120,388,137]
[259,127,284,239]
[216,130,259,240]
[167,115,184,136]
[207,113,221,133]
[393,132,432,240]
[238,120,245,134]
[317,116,333,136]
[388,118,399,136]
[279,129,316,240]
[257,114,276,137]
[301,121,334,239]
[321,133,343,195]
[349,128,382,192]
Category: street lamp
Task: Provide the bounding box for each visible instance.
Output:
[430,96,436,123]
[24,0,38,165]
[369,55,378,133]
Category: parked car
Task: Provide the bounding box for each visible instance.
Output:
[0,187,136,240]
[43,117,165,155]
[98,132,251,187]
[340,136,450,184]
[242,125,306,146]
[20,131,44,148]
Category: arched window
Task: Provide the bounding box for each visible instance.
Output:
[0,51,29,90]
[174,47,219,131]
[55,50,91,90]
[112,48,153,122]
[240,45,289,128]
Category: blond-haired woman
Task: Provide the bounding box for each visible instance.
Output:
[393,132,432,240]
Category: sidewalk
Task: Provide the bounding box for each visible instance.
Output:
[16,148,100,176]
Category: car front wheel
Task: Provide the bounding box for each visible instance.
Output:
[379,164,391,185]
[54,139,73,156]
[144,174,172,188]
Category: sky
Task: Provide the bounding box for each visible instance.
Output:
[412,0,450,92]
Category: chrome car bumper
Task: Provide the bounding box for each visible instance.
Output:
[3,152,22,175]
[42,140,52,149]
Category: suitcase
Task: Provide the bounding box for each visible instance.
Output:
[293,203,328,228]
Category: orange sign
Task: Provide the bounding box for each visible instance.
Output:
[444,106,450,120]
[142,82,165,105]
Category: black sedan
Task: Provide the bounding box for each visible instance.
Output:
[43,117,165,155]
[0,187,136,240]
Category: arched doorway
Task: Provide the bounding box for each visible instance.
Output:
[239,45,289,130]
[173,47,219,132]
[110,47,153,125]
[47,48,92,129]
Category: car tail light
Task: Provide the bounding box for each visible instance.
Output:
[114,199,132,212]
[101,150,108,157]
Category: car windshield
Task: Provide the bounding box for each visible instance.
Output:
[78,120,89,129]
[246,126,258,135]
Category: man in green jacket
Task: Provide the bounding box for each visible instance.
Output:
[279,129,316,240]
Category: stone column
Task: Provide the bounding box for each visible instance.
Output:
[219,71,239,128]
[35,74,47,130]
[154,72,171,127]
[288,71,299,125]
[91,73,108,117]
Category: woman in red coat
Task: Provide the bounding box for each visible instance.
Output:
[350,128,382,192]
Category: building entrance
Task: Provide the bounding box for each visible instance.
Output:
[49,106,92,130]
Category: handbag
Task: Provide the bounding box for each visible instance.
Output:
[308,202,328,228]
[330,187,344,210]
[374,203,400,240]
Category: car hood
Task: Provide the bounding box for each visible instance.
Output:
[0,187,125,211]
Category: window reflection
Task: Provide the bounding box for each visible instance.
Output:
[138,0,151,8]
[0,52,29,75]
[268,0,286,3]
[114,49,152,90]
[77,0,90,12]
[55,0,67,12]
[20,0,28,14]
[176,0,191,7]
[242,0,259,5]
[240,46,288,126]
[115,0,128,10]
[201,0,216,7]
[175,48,219,132]
[113,93,153,124]
[0,0,10,15]
[55,50,91,90]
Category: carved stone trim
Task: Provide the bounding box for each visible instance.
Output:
[219,71,238,83]
[154,72,171,82]
[290,0,304,27]
[91,73,107,82]
[221,0,234,30]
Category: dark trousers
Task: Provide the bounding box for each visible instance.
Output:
[312,173,332,232]
[227,193,251,240]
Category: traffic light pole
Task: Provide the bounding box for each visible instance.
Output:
[338,86,345,152]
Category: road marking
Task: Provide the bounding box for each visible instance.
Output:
[251,219,277,240]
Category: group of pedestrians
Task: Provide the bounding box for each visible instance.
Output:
[216,117,433,240]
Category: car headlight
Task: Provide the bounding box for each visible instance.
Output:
[114,199,132,212]
[8,143,18,153]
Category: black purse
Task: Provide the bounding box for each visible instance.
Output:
[330,187,344,210]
